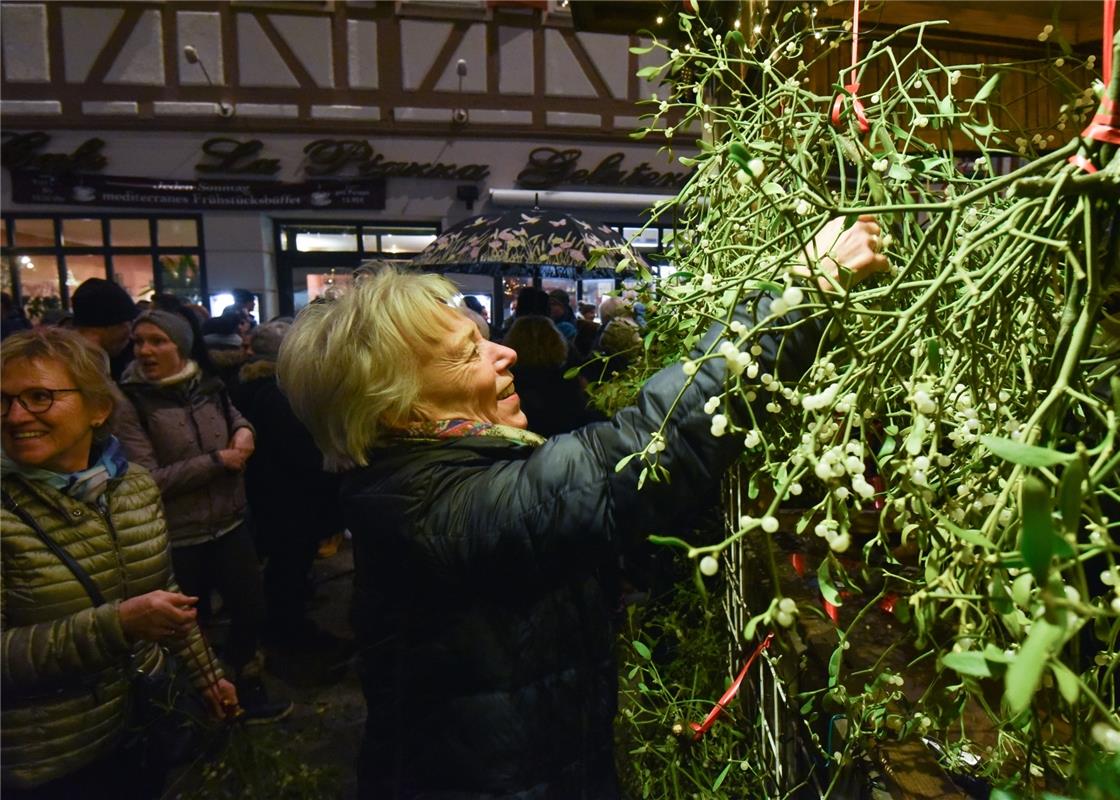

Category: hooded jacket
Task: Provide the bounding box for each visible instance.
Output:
[115,362,253,547]
[343,295,821,798]
[0,467,222,788]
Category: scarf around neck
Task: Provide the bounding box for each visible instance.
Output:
[1,435,130,503]
[151,359,200,387]
[389,419,546,447]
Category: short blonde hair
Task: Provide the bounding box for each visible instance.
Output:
[277,266,460,469]
[0,328,115,431]
[503,316,567,368]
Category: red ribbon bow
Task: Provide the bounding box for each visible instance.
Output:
[830,2,871,134]
[831,82,871,134]
[1070,0,1118,171]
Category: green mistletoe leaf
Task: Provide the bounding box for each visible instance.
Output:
[942,650,992,678]
[1020,475,1056,584]
[981,436,1074,467]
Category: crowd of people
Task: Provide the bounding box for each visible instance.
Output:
[0,212,885,799]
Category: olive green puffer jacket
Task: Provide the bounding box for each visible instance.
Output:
[1,466,222,789]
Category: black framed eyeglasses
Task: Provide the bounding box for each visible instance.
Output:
[1,388,82,416]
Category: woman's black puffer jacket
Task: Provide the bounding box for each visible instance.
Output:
[343,296,821,799]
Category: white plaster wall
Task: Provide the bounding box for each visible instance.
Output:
[271,14,334,88]
[178,11,224,85]
[1,4,50,82]
[60,6,123,83]
[104,9,165,85]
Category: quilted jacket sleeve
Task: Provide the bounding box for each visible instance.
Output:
[0,562,132,692]
[357,296,824,582]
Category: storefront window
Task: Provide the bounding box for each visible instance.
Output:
[275,220,440,316]
[295,226,359,252]
[14,219,55,248]
[62,219,104,248]
[289,266,357,309]
[157,219,199,248]
[622,226,660,253]
[541,277,578,316]
[1,214,205,309]
[110,219,151,247]
[365,227,438,254]
[0,255,13,296]
[17,254,61,320]
[64,255,107,292]
[445,273,494,325]
[112,254,156,300]
[158,254,202,304]
[501,276,535,323]
[579,279,615,318]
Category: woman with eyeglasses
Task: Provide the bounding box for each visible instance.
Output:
[0,327,237,800]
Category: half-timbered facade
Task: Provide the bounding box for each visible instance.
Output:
[1,1,689,318]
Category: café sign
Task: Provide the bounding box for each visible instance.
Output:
[3,132,691,204]
[516,147,689,190]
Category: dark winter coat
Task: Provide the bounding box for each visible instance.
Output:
[342,295,821,799]
[230,359,341,544]
[115,362,253,547]
[510,364,606,437]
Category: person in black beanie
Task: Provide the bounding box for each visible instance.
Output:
[71,278,138,380]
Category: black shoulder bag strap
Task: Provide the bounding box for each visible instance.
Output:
[1,490,107,607]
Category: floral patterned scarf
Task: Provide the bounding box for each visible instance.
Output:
[388,419,546,447]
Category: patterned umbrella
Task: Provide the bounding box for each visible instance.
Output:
[411,209,646,278]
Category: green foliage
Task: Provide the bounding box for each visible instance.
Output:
[616,566,779,800]
[599,5,1120,796]
[174,722,339,799]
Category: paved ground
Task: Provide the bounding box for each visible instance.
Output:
[162,540,364,799]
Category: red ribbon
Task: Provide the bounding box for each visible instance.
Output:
[1072,0,1119,168]
[689,633,774,741]
[1104,0,1115,86]
[1081,112,1120,145]
[831,2,871,134]
[1068,154,1100,173]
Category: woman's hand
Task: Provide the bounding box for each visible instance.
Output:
[229,427,255,458]
[201,678,240,720]
[119,590,198,642]
[793,214,889,292]
[215,448,249,472]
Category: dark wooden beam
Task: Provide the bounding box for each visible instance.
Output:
[84,6,144,85]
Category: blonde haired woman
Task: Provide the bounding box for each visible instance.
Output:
[279,213,886,800]
[1,328,236,799]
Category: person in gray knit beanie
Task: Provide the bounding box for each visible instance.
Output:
[132,310,194,358]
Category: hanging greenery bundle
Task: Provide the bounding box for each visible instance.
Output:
[606,2,1119,794]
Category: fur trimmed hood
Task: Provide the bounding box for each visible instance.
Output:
[238,358,277,384]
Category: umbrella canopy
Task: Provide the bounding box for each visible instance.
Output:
[411,209,646,279]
